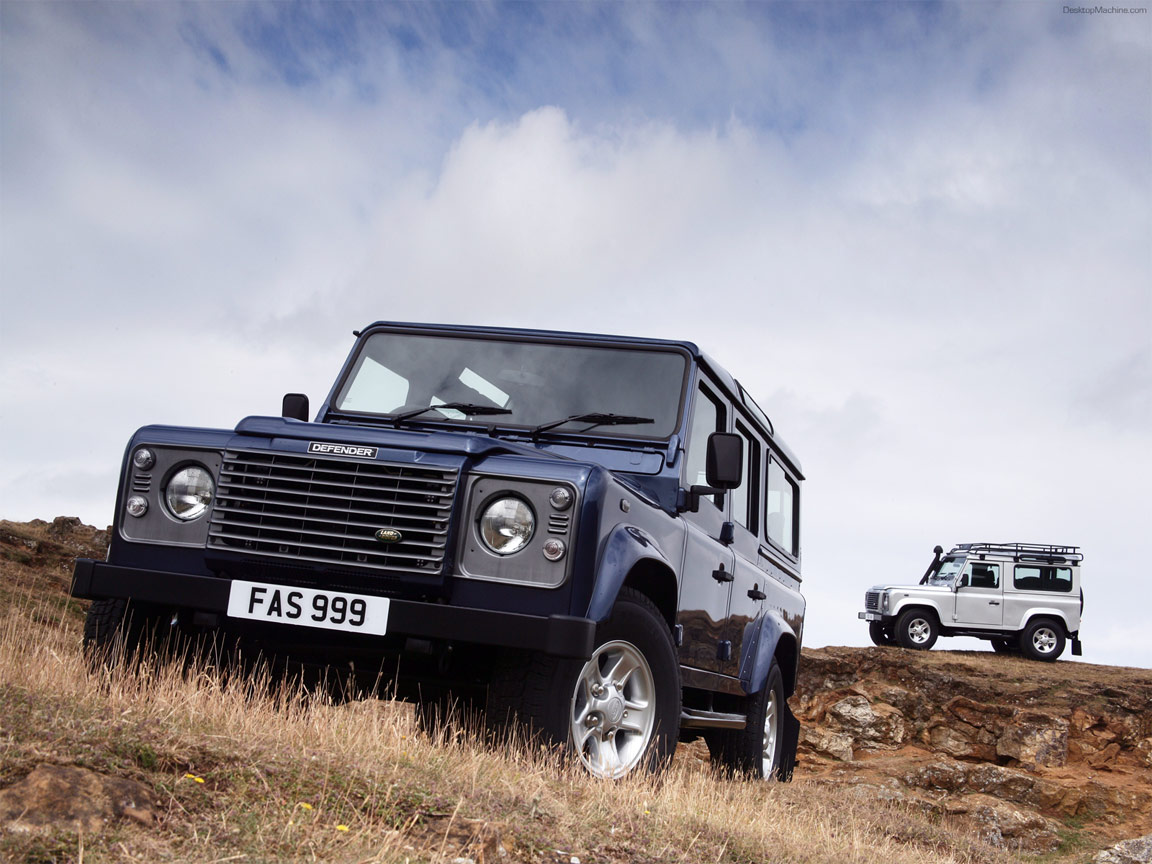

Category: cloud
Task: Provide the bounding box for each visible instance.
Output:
[1,2,1148,666]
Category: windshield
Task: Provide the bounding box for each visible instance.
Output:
[927,556,966,586]
[333,332,688,438]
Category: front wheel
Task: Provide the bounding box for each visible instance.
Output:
[486,588,680,778]
[869,622,896,646]
[895,608,939,650]
[1021,619,1065,662]
[83,597,172,667]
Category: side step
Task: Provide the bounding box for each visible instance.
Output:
[680,707,747,730]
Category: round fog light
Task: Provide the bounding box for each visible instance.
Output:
[126,496,149,518]
[542,537,566,561]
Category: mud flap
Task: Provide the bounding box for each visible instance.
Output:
[1072,637,1083,656]
[776,698,801,782]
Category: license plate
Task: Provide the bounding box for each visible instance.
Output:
[226,580,390,636]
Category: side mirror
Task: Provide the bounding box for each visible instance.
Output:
[685,432,744,512]
[705,432,743,489]
[282,393,310,422]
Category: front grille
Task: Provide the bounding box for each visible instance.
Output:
[865,591,880,611]
[208,449,457,576]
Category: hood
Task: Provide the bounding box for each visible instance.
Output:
[234,415,563,462]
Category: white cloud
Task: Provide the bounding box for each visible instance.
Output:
[1,2,1148,667]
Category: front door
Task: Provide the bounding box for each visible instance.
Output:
[676,380,736,674]
[954,561,1003,627]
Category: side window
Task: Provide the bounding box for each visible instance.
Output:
[682,384,726,508]
[731,422,760,530]
[962,562,1000,589]
[765,458,798,555]
[1014,565,1073,592]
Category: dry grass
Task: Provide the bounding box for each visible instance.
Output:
[0,569,1019,863]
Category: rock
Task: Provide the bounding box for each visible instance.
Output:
[927,721,996,761]
[47,516,83,537]
[824,695,905,749]
[943,793,1061,852]
[0,764,157,834]
[996,711,1069,768]
[1095,834,1152,864]
[800,726,855,761]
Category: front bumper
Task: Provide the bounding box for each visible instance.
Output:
[71,559,596,660]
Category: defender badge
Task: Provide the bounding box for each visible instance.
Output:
[375,528,403,544]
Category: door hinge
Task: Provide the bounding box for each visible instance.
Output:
[717,640,732,661]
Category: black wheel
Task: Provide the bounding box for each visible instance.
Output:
[486,588,680,778]
[1020,618,1065,662]
[416,688,484,737]
[83,598,173,667]
[869,622,896,646]
[991,638,1019,654]
[707,659,788,780]
[895,608,938,650]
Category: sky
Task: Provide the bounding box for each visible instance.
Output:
[2,2,1149,668]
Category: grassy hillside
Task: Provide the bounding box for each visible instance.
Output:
[0,519,1121,863]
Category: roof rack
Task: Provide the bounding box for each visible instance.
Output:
[951,542,1083,563]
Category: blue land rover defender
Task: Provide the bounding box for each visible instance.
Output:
[72,322,805,779]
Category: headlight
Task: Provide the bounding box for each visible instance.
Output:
[478,496,535,555]
[165,465,214,521]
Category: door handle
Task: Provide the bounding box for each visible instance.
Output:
[712,565,734,583]
[748,584,766,601]
[989,601,1000,606]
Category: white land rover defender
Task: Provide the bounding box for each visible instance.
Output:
[860,543,1083,662]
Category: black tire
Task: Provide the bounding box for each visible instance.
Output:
[83,597,174,668]
[869,622,896,646]
[707,659,788,780]
[485,587,680,778]
[1020,618,1065,662]
[416,688,484,737]
[895,608,938,651]
[991,637,1019,654]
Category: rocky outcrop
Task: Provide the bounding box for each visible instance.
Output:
[793,646,1152,854]
[1094,834,1152,863]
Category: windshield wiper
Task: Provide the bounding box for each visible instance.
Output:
[392,402,513,424]
[531,412,654,439]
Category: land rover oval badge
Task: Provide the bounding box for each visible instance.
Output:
[375,528,403,544]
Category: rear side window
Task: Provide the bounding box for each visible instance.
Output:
[1013,565,1073,592]
[731,422,759,531]
[765,459,798,555]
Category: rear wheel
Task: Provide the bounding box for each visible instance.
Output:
[1021,619,1065,662]
[486,588,680,778]
[895,608,938,650]
[991,637,1019,654]
[708,659,788,780]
